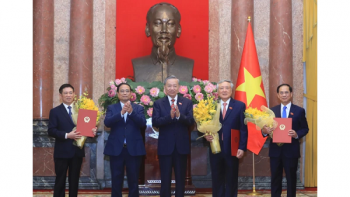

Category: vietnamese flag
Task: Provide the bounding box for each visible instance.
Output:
[234,21,267,155]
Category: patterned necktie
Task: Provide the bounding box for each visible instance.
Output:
[67,106,73,121]
[282,106,287,118]
[222,102,227,119]
[171,99,175,111]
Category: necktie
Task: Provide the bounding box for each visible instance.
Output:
[171,99,175,111]
[222,102,227,141]
[67,106,73,121]
[222,102,227,119]
[282,106,287,118]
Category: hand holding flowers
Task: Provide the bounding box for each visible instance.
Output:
[72,92,103,149]
[244,105,283,146]
[193,96,222,154]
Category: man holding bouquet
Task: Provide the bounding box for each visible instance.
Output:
[152,75,194,197]
[204,79,247,197]
[48,84,97,197]
[104,83,147,197]
[262,84,309,197]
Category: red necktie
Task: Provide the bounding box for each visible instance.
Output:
[171,99,175,111]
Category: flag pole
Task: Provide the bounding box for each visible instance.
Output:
[247,152,262,196]
[245,16,262,196]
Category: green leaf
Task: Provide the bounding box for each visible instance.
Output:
[158,92,165,98]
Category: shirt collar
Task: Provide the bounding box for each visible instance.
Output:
[120,101,130,108]
[62,103,73,109]
[281,102,291,109]
[220,98,231,106]
[168,95,178,104]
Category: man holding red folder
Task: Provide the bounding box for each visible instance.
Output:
[262,84,309,197]
[204,80,247,197]
[48,84,97,197]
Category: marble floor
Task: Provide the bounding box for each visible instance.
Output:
[33,190,317,197]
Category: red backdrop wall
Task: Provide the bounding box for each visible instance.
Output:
[116,0,209,80]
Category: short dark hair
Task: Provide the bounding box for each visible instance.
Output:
[59,84,74,94]
[146,2,181,23]
[117,83,131,93]
[277,84,293,93]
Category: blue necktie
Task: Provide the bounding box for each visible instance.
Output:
[67,106,73,121]
[282,106,287,118]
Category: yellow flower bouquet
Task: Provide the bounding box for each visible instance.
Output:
[72,92,103,149]
[244,105,282,146]
[193,97,222,154]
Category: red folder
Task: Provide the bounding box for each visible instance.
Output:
[76,109,97,137]
[231,129,240,156]
[272,118,292,143]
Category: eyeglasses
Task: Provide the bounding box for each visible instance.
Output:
[119,90,130,93]
[279,91,290,95]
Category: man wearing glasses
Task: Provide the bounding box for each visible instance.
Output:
[104,83,147,197]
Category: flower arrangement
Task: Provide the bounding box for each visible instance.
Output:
[177,77,219,105]
[98,77,218,119]
[193,96,222,154]
[99,78,166,119]
[72,92,103,149]
[244,105,282,146]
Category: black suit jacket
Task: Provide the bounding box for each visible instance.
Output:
[48,103,85,158]
[218,99,248,155]
[152,96,194,155]
[268,104,309,158]
[104,102,146,156]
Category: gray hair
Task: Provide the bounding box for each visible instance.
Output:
[217,79,234,89]
[163,75,179,85]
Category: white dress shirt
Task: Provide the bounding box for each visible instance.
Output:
[168,95,180,119]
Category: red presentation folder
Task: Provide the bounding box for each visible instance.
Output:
[76,109,97,137]
[273,118,292,143]
[231,129,240,156]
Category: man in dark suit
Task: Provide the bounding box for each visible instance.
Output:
[262,84,309,197]
[48,84,97,197]
[152,75,194,197]
[204,79,248,197]
[104,83,146,197]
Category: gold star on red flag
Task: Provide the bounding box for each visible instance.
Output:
[235,68,266,106]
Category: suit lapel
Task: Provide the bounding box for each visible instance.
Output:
[59,103,74,125]
[116,102,126,124]
[289,104,295,118]
[177,96,183,112]
[163,96,171,112]
[275,104,281,118]
[223,99,234,121]
[126,102,136,124]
